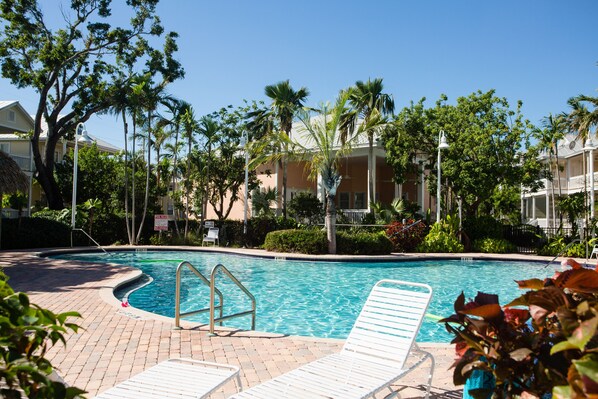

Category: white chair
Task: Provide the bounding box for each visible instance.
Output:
[230,279,435,399]
[591,244,598,259]
[203,227,220,246]
[93,358,241,398]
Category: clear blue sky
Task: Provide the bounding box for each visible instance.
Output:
[1,0,597,148]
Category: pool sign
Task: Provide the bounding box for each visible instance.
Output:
[154,214,169,231]
[204,221,214,228]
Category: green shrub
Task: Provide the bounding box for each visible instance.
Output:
[336,231,393,255]
[0,279,85,398]
[264,229,327,254]
[289,193,324,225]
[264,229,392,255]
[463,215,504,240]
[1,217,71,249]
[473,238,517,253]
[417,221,464,253]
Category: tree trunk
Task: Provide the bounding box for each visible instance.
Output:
[32,135,64,210]
[131,114,137,244]
[556,145,563,227]
[326,193,337,254]
[122,110,133,244]
[282,156,288,218]
[367,134,374,213]
[185,135,191,239]
[200,143,211,235]
[136,110,152,244]
[172,126,180,236]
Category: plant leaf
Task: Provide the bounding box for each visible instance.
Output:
[459,304,503,320]
[551,340,580,354]
[554,268,598,293]
[574,356,598,384]
[516,278,545,290]
[552,386,573,399]
[568,316,598,351]
[510,348,533,361]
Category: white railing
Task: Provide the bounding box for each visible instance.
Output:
[339,209,369,223]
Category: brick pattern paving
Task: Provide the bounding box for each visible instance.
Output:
[0,250,463,398]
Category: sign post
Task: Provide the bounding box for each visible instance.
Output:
[154,215,169,238]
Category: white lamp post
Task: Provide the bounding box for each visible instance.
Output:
[241,131,249,236]
[71,122,93,231]
[584,137,596,221]
[436,130,449,222]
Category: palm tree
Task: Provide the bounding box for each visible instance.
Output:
[292,90,387,254]
[566,96,593,226]
[264,80,309,218]
[178,103,198,239]
[347,78,394,212]
[197,116,219,234]
[540,113,567,226]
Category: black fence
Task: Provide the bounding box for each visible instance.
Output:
[502,225,588,254]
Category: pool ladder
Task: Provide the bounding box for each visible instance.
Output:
[174,261,256,335]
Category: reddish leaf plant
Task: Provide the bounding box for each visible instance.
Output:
[442,261,598,398]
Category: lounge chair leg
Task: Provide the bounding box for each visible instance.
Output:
[425,353,435,399]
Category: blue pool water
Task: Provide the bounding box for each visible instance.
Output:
[53,251,554,342]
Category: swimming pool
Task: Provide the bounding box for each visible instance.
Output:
[53,251,554,342]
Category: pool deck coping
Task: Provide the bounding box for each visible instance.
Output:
[0,247,585,398]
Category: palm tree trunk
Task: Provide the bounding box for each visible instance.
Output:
[184,135,191,239]
[367,135,374,212]
[549,153,556,228]
[136,109,152,244]
[172,126,180,236]
[282,156,288,218]
[556,146,563,227]
[131,113,137,245]
[326,193,337,254]
[122,110,133,244]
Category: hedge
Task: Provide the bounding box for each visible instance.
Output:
[264,229,393,255]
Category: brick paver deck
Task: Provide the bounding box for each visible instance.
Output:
[0,248,472,398]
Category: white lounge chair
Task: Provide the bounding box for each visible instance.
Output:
[230,279,435,399]
[591,244,598,259]
[93,358,241,399]
[203,227,220,246]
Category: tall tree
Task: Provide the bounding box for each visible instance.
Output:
[347,78,395,212]
[264,80,309,218]
[178,102,198,238]
[538,113,568,226]
[197,115,218,229]
[292,90,384,254]
[566,96,593,224]
[0,0,183,209]
[383,90,541,218]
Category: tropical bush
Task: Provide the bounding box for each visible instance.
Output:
[288,193,324,225]
[538,237,594,258]
[385,219,427,252]
[472,238,517,254]
[1,217,71,249]
[264,229,327,254]
[417,219,464,253]
[336,231,393,255]
[463,215,504,241]
[443,262,598,398]
[264,229,392,255]
[0,276,84,398]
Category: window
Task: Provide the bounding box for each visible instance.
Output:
[7,111,15,122]
[0,143,9,154]
[339,192,349,209]
[354,192,366,209]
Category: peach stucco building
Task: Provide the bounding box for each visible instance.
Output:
[208,124,436,222]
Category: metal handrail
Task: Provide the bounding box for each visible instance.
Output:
[175,261,224,328]
[209,264,256,335]
[543,238,581,268]
[71,228,108,254]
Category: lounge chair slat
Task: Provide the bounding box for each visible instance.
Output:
[230,279,434,399]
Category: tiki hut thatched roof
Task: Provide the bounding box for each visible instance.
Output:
[0,150,28,195]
